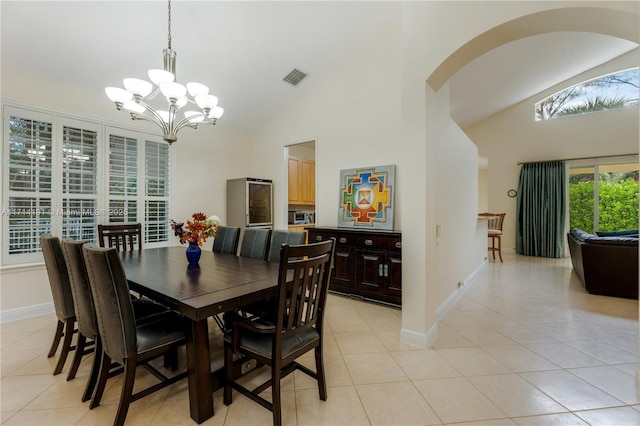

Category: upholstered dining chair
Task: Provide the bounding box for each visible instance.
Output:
[267,230,306,263]
[239,228,272,260]
[213,226,241,255]
[479,212,506,262]
[40,234,78,376]
[98,223,142,252]
[82,244,188,425]
[223,238,335,426]
[62,239,176,403]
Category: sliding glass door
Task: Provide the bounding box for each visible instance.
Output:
[569,163,639,233]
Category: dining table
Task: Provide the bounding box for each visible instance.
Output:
[119,246,280,424]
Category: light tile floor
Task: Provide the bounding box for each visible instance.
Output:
[2,253,639,425]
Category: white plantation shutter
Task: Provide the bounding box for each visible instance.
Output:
[4,109,54,261]
[61,123,99,241]
[108,133,138,223]
[144,140,170,243]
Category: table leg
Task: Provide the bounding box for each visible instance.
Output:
[186,318,213,423]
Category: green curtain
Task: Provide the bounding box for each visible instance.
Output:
[516,161,566,258]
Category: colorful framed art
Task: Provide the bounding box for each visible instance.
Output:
[338,164,395,230]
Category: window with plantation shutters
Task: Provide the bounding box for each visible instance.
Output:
[2,105,174,266]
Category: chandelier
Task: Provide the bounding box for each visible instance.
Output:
[105,0,223,144]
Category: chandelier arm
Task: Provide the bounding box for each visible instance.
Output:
[135,100,171,135]
[174,116,204,133]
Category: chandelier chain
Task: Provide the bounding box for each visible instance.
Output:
[167,0,172,49]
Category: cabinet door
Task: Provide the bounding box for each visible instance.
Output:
[332,247,354,289]
[288,157,300,203]
[357,250,385,291]
[301,159,315,204]
[386,254,402,295]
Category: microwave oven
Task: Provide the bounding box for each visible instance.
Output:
[288,211,308,224]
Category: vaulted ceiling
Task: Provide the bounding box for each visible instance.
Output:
[2,1,637,130]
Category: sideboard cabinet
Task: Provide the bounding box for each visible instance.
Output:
[307,227,401,306]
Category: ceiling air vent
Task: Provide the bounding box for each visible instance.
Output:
[283,68,308,87]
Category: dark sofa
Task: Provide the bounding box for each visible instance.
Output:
[567,228,638,299]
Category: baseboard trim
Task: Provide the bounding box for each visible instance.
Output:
[400,322,438,349]
[1,302,53,324]
[436,259,487,320]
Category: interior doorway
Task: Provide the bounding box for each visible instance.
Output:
[285,141,316,231]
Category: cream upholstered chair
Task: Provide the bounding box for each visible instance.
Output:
[479,213,506,262]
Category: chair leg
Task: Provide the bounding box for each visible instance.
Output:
[497,236,503,262]
[82,338,102,403]
[114,359,136,426]
[490,237,496,260]
[53,318,75,375]
[314,346,327,401]
[90,351,111,409]
[163,348,179,371]
[48,320,64,358]
[271,362,282,426]
[223,345,233,406]
[67,333,86,381]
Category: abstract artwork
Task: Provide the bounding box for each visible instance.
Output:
[338,164,395,230]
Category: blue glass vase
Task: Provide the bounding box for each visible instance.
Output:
[185,242,202,265]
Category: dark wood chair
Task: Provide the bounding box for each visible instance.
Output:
[239,228,272,260]
[98,223,142,252]
[213,226,241,255]
[62,239,177,403]
[479,212,506,262]
[82,244,188,425]
[40,235,78,376]
[223,238,335,426]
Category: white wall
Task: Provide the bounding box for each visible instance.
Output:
[465,49,640,252]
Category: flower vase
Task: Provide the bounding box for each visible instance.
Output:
[185,242,202,265]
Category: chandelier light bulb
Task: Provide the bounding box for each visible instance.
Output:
[209,106,224,119]
[186,82,209,97]
[195,94,219,110]
[123,78,153,97]
[148,69,175,86]
[160,82,187,101]
[123,101,146,114]
[105,87,133,104]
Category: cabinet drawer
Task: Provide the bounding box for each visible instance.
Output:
[309,232,356,247]
[355,235,401,252]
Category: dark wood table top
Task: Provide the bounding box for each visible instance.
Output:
[120,246,280,321]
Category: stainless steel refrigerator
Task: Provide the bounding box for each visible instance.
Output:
[226,178,273,229]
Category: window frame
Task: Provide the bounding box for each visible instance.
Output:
[1,103,175,267]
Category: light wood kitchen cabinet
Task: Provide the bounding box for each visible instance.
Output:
[288,157,315,205]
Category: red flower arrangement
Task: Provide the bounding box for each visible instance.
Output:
[170,212,221,247]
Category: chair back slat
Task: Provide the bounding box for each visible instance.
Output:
[479,213,506,231]
[98,224,142,252]
[275,239,335,340]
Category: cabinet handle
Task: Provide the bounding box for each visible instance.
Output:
[339,237,347,243]
[365,239,373,246]
[384,264,389,277]
[395,242,402,249]
[315,236,322,241]
[378,264,384,276]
